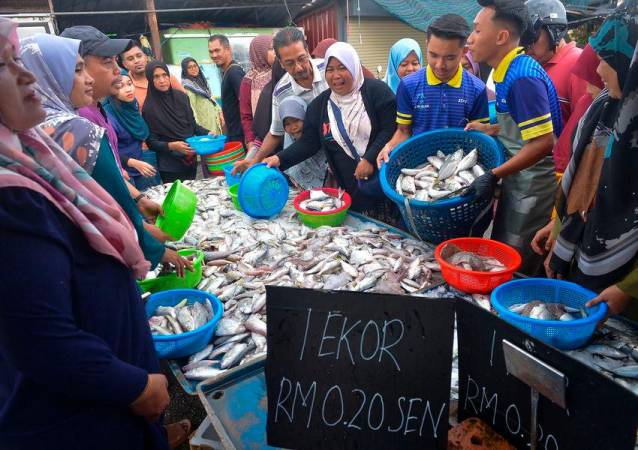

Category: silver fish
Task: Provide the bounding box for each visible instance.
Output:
[457,149,478,172]
[245,316,267,336]
[221,342,256,369]
[184,366,224,381]
[188,344,214,364]
[177,306,196,332]
[215,317,246,336]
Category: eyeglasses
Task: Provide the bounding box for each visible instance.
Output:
[281,54,309,69]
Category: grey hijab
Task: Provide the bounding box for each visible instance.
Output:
[20,34,104,174]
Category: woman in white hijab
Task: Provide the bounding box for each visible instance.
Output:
[265,42,401,225]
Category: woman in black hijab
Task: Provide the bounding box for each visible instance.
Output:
[142,61,209,183]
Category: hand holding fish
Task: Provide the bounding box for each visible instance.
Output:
[354,159,374,180]
[531,220,555,255]
[130,374,170,423]
[586,285,633,317]
[161,249,194,278]
[263,155,281,168]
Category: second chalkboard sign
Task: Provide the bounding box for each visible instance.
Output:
[265,286,456,450]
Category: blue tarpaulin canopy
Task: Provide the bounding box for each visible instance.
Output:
[370,0,617,31]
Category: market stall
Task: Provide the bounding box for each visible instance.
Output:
[142,173,638,449]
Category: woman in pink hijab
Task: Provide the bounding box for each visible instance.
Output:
[239,35,274,153]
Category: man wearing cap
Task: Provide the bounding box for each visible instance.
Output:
[376,14,490,166]
[60,27,163,219]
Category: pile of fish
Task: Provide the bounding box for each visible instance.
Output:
[298,189,345,213]
[395,149,486,201]
[440,243,506,272]
[145,178,442,381]
[508,300,586,321]
[567,318,638,394]
[148,299,213,335]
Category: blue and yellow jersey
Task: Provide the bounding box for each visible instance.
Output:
[396,65,489,135]
[493,47,563,141]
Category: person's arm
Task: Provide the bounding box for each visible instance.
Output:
[92,138,165,268]
[233,132,284,175]
[362,81,397,164]
[492,77,556,178]
[468,86,490,125]
[0,188,148,406]
[377,79,413,166]
[586,259,638,316]
[239,79,256,144]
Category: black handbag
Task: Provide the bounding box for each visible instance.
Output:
[329,99,384,198]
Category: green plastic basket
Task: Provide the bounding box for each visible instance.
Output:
[228,183,242,211]
[155,180,197,241]
[138,248,204,294]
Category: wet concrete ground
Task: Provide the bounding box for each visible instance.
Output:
[162,361,207,449]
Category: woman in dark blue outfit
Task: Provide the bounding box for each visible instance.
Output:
[0,19,173,450]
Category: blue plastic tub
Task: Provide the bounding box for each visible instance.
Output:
[223,164,242,186]
[380,128,505,243]
[491,278,608,350]
[145,289,223,359]
[237,163,289,218]
[186,135,227,155]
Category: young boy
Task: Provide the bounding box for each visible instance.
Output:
[278,96,326,190]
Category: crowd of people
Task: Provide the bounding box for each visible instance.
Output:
[0,0,636,448]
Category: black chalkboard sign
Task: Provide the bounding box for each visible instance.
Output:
[456,300,638,450]
[265,286,455,450]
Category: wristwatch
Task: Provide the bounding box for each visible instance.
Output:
[134,193,149,203]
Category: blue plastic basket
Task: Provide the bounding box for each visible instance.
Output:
[186,135,227,155]
[380,128,505,243]
[145,289,223,359]
[491,279,608,350]
[223,164,242,186]
[238,163,289,218]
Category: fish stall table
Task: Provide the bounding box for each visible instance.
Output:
[144,179,638,447]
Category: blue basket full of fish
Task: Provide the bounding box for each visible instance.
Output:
[146,289,223,359]
[491,279,608,350]
[186,135,227,155]
[380,128,504,244]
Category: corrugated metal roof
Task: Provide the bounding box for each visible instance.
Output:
[50,0,308,37]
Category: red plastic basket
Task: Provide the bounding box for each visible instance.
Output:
[434,237,521,294]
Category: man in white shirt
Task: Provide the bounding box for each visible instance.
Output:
[233,27,329,175]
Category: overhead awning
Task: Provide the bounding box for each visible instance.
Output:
[370,0,617,31]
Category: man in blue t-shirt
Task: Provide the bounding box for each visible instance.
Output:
[377,14,489,167]
[466,0,562,274]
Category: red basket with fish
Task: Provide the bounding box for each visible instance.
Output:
[434,237,521,294]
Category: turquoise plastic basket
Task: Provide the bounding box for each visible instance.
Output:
[145,289,223,359]
[491,279,607,350]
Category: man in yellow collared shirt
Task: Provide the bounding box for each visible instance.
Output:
[377,14,490,166]
[466,0,563,274]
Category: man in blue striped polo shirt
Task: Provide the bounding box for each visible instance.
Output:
[377,14,489,167]
[466,0,562,274]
